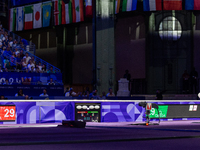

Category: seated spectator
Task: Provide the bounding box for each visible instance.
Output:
[5,31,8,36]
[64,87,69,96]
[65,88,77,97]
[3,79,10,85]
[3,67,8,72]
[0,30,3,40]
[2,32,6,41]
[6,62,11,70]
[100,92,106,99]
[35,67,40,73]
[12,40,18,49]
[38,62,42,71]
[3,58,10,69]
[41,64,47,73]
[89,89,98,99]
[78,92,83,98]
[47,66,55,73]
[30,66,35,73]
[85,91,90,98]
[14,47,19,55]
[15,89,25,97]
[21,77,31,85]
[25,68,29,73]
[25,95,30,100]
[27,60,35,71]
[30,56,35,64]
[106,88,115,97]
[8,36,13,48]
[2,36,8,47]
[39,89,49,97]
[0,95,5,100]
[19,41,25,49]
[10,52,16,70]
[23,52,31,64]
[20,38,28,47]
[20,50,25,59]
[16,53,22,70]
[22,58,28,70]
[1,46,5,55]
[47,78,55,85]
[3,47,12,59]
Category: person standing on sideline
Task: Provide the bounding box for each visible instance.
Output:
[190,67,198,94]
[155,89,163,100]
[182,70,190,93]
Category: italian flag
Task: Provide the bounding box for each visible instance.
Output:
[62,0,72,24]
[122,0,137,11]
[54,0,62,25]
[163,0,182,10]
[72,0,84,23]
[115,0,121,14]
[9,8,16,32]
[85,0,92,17]
[24,5,33,30]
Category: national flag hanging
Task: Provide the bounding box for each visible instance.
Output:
[54,0,62,25]
[122,0,137,11]
[16,7,24,31]
[9,8,16,32]
[24,5,33,30]
[43,1,52,27]
[85,0,92,17]
[72,0,84,23]
[62,0,72,24]
[33,3,42,29]
[185,0,200,10]
[143,0,162,11]
[163,0,182,10]
[115,0,121,14]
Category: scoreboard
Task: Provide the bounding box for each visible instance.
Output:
[75,103,101,122]
[149,104,200,119]
[0,105,16,121]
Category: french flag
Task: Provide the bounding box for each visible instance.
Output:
[185,0,200,10]
[143,0,162,11]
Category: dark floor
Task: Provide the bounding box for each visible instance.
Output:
[1,120,200,150]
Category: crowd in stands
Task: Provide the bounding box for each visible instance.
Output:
[0,87,116,100]
[0,22,56,74]
[0,21,61,86]
[64,87,115,99]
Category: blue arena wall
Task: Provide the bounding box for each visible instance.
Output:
[0,100,200,125]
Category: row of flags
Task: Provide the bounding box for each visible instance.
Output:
[143,0,200,11]
[9,0,92,31]
[117,0,200,12]
[9,0,200,31]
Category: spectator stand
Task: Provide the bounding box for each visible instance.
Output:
[2,28,61,73]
